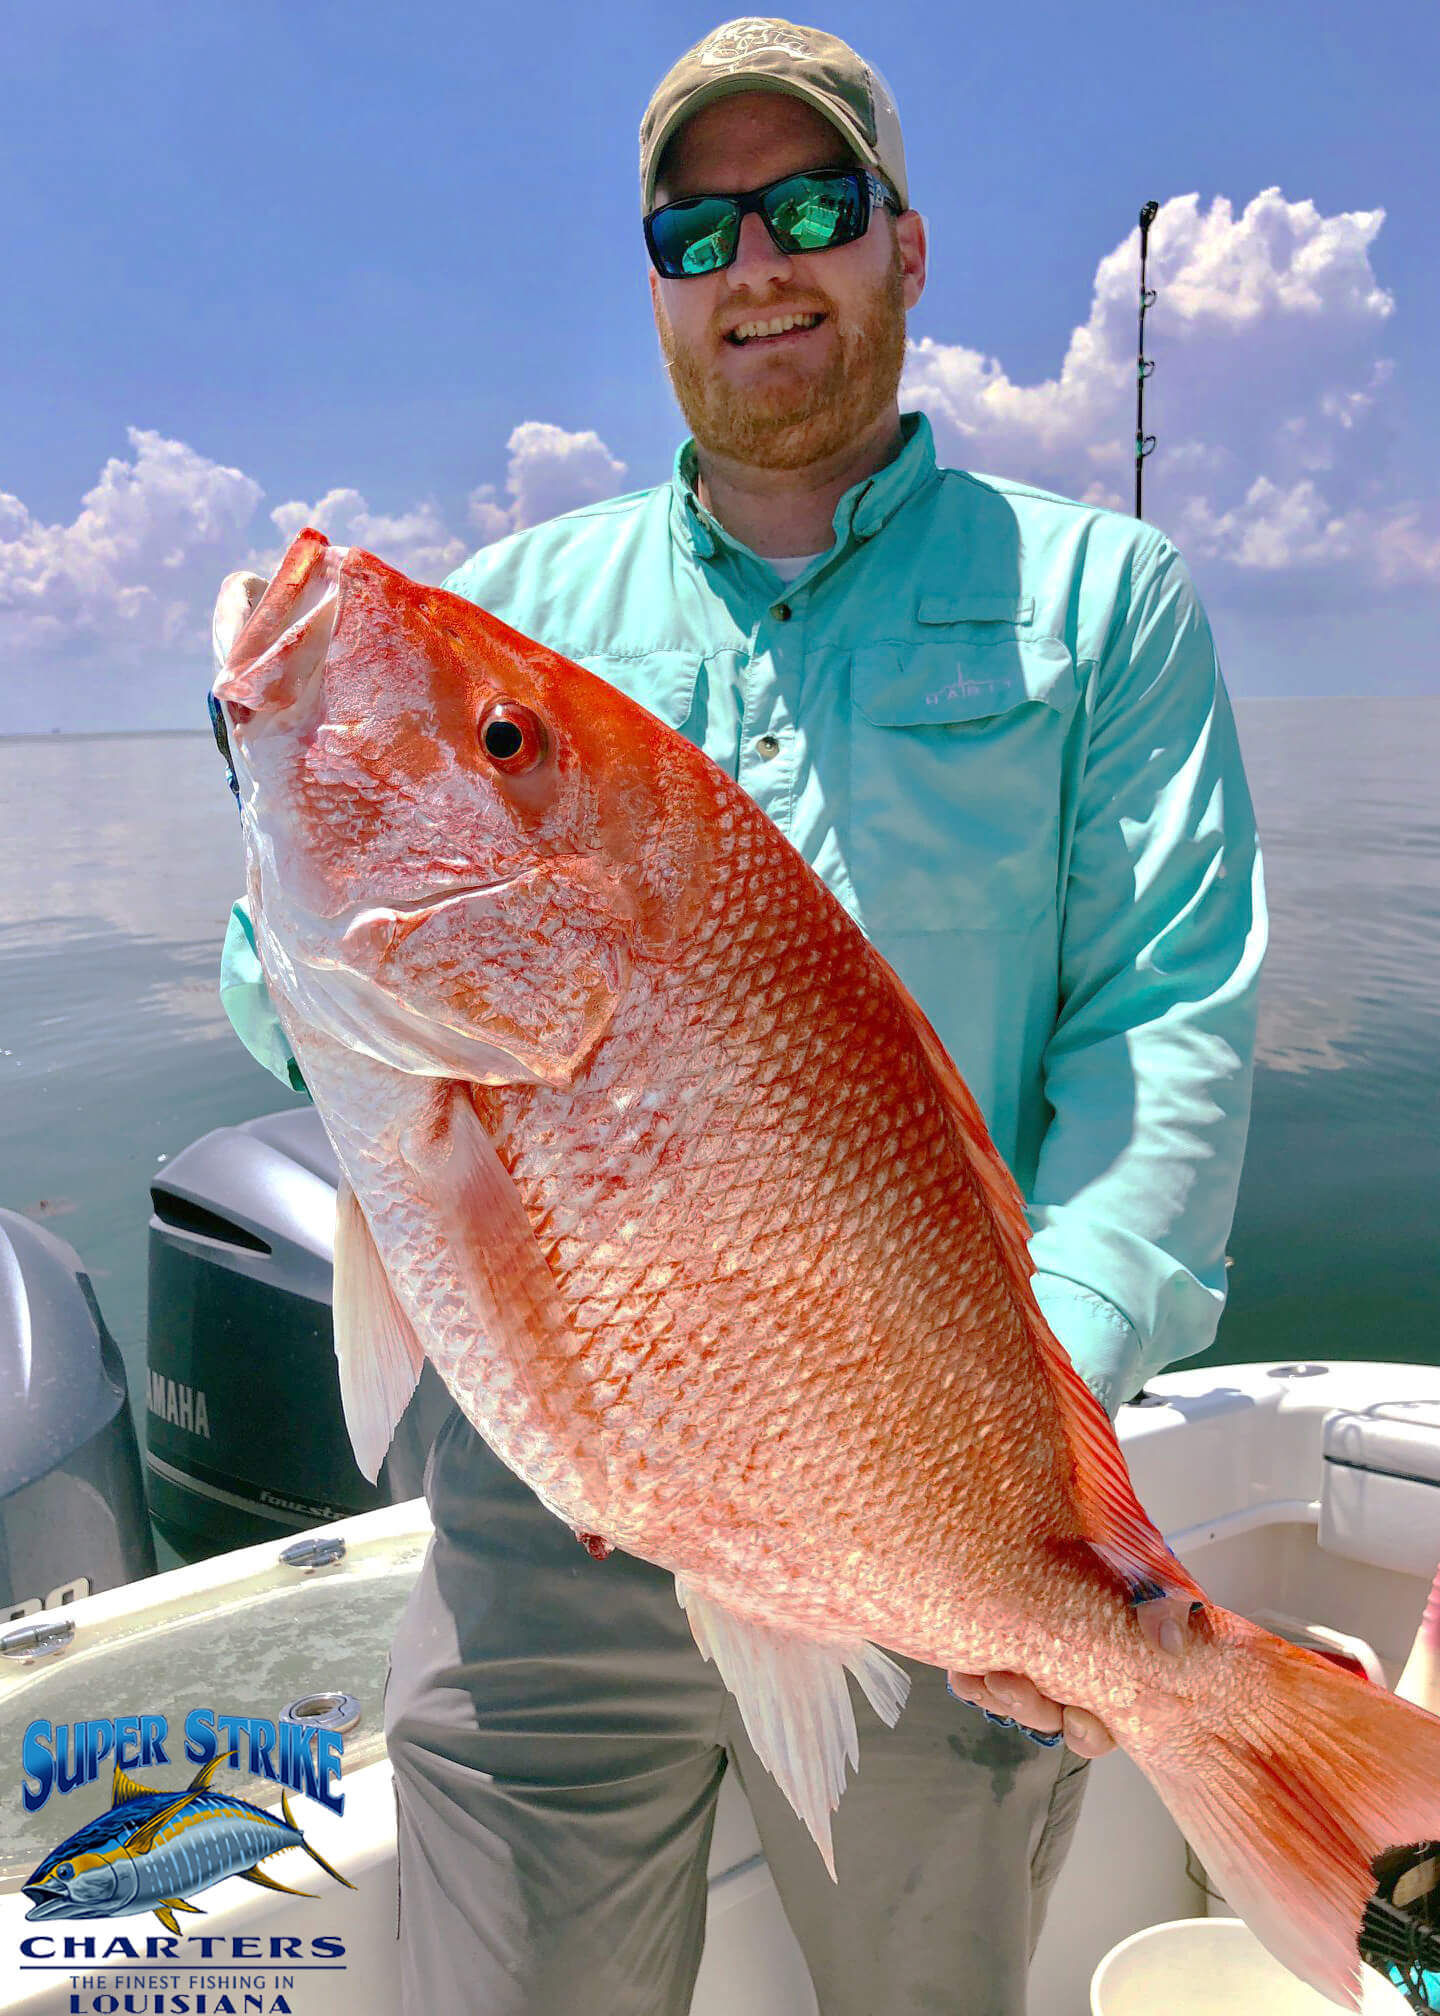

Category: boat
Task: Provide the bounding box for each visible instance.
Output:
[2,1114,1438,2014]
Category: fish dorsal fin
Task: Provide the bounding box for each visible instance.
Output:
[188,1756,224,1793]
[675,1578,909,1878]
[888,964,1205,1606]
[111,1764,152,1807]
[333,1178,426,1484]
[127,1794,198,1857]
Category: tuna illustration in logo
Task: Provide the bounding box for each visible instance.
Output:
[22,1757,354,1933]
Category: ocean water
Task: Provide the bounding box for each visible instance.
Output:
[1,703,1437,1496]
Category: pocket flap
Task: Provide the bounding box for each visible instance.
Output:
[572,649,704,731]
[853,635,1075,727]
[916,594,1036,626]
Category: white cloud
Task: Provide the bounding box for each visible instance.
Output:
[0,420,631,728]
[904,188,1439,584]
[468,421,630,541]
[261,490,469,583]
[0,428,262,654]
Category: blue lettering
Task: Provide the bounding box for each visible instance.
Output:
[141,1712,169,1766]
[22,1720,54,1813]
[101,1934,141,1958]
[61,1935,96,1957]
[310,1935,345,1957]
[232,1935,260,1956]
[184,1706,217,1767]
[86,1718,116,1780]
[54,1724,84,1796]
[215,1712,245,1768]
[248,1716,279,1783]
[317,1729,345,1815]
[280,1722,320,1802]
[114,1714,140,1768]
[19,1937,54,1957]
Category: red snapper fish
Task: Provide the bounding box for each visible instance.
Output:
[211,529,1440,2008]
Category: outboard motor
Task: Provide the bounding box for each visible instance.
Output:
[0,1208,156,1621]
[146,1107,452,1559]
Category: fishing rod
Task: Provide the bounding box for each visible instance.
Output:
[1135,199,1159,518]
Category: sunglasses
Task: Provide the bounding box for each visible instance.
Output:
[644,166,898,279]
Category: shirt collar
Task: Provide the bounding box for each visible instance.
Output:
[669,410,938,565]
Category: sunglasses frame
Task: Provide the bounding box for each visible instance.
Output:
[644,166,899,279]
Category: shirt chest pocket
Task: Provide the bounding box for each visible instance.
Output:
[848,628,1077,935]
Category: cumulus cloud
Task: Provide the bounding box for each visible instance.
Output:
[262,490,470,583]
[905,188,1439,584]
[467,421,630,540]
[0,428,262,655]
[0,420,631,726]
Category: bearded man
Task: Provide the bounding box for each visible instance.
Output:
[221,16,1265,2014]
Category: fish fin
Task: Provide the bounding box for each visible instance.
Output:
[187,1755,224,1794]
[110,1763,153,1807]
[333,1177,426,1483]
[399,1088,609,1525]
[154,1899,205,1935]
[127,1795,198,1857]
[676,1578,909,1880]
[277,1789,356,1890]
[888,967,1205,1607]
[1131,1610,1440,2009]
[236,1865,315,1898]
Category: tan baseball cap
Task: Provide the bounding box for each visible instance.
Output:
[639,17,909,214]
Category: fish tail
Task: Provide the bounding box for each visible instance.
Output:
[1135,1610,1440,2008]
[279,1789,356,1891]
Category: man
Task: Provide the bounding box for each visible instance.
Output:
[219,18,1264,2013]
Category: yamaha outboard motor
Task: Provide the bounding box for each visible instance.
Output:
[146,1106,452,1559]
[0,1208,156,1621]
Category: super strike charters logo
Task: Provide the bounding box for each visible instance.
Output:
[16,1711,353,2013]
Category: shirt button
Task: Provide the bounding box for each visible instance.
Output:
[754,733,781,759]
[770,601,792,622]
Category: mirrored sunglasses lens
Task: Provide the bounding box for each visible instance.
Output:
[652,198,739,276]
[768,174,863,252]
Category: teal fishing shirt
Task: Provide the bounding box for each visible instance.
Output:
[220,410,1266,1415]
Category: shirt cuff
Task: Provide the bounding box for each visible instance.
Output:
[1029,1272,1143,1419]
[219,901,310,1098]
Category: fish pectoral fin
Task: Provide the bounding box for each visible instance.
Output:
[154,1900,205,1935]
[237,1865,314,1898]
[127,1795,198,1857]
[333,1178,427,1484]
[399,1088,609,1526]
[675,1578,910,1881]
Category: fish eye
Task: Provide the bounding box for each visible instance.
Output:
[478,700,547,776]
[55,1863,74,1880]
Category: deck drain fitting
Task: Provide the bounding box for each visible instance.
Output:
[282,1692,362,1735]
[1269,1363,1328,1379]
[280,1535,347,1570]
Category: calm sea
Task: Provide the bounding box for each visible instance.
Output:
[1,704,1437,1502]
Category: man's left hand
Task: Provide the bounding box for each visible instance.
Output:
[947,1594,1194,1757]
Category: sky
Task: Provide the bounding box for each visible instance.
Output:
[2,0,1437,732]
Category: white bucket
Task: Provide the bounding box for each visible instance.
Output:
[1089,1917,1412,2016]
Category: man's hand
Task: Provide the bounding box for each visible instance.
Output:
[946,1594,1195,1757]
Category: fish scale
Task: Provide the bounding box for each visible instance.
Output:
[213,529,1440,2006]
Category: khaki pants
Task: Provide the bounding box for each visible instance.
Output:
[384,1415,1089,2016]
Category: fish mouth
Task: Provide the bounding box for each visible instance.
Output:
[23,1884,72,1918]
[211,528,345,727]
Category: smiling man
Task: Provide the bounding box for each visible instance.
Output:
[220,15,1264,2014]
